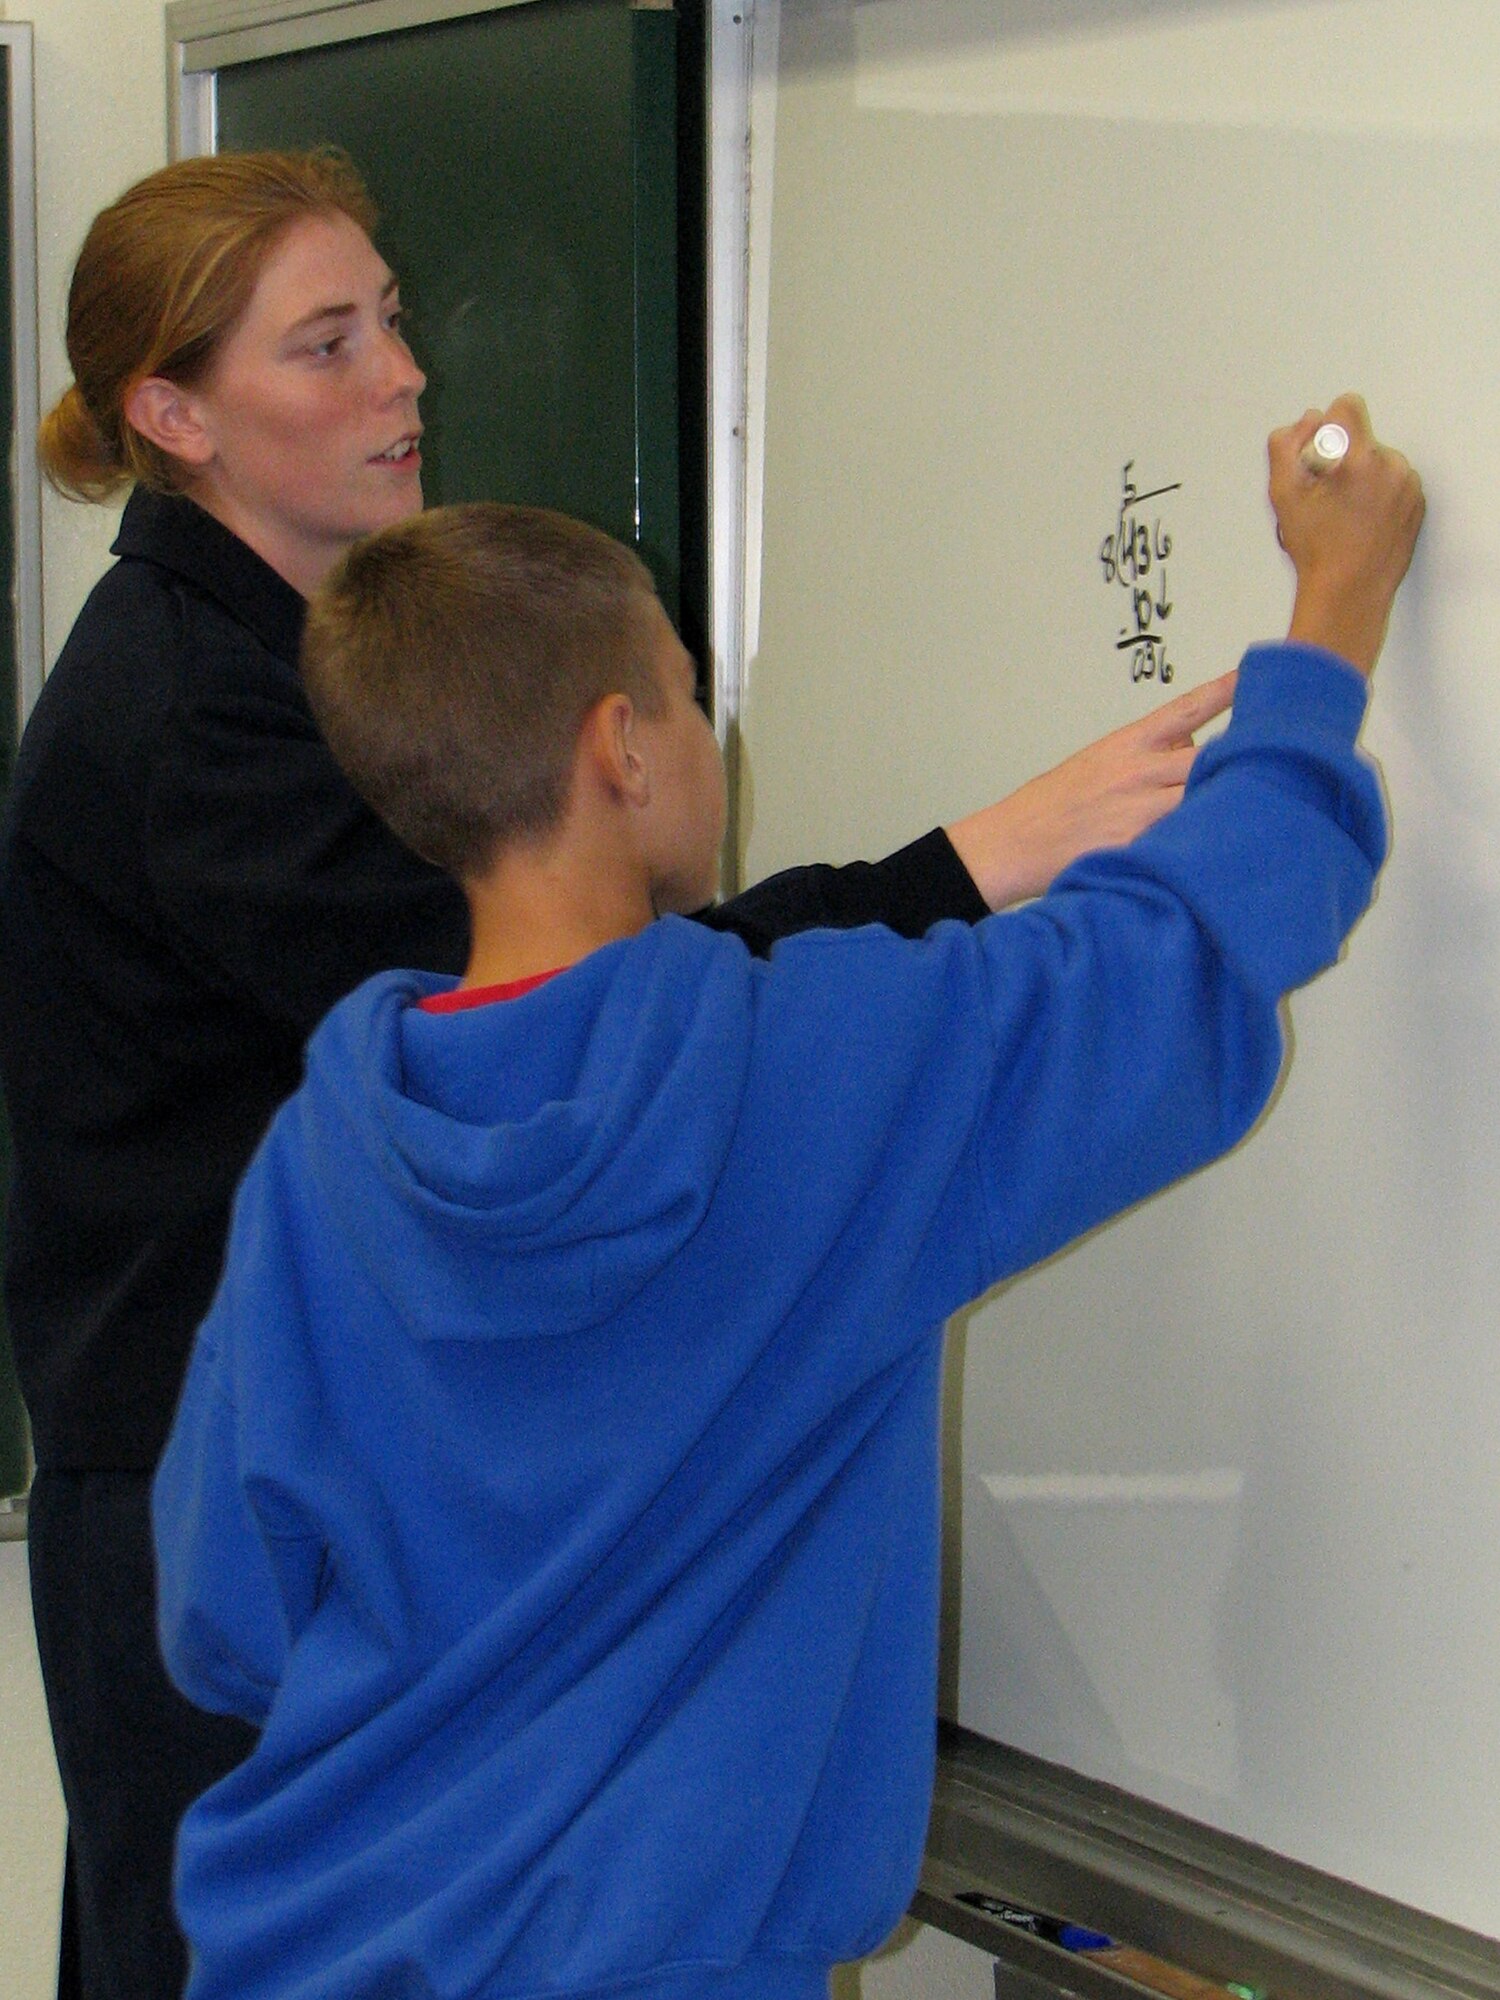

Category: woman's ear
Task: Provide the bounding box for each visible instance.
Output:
[121,377,216,471]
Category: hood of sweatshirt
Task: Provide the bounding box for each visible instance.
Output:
[296,917,755,1343]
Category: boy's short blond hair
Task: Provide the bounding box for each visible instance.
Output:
[303,504,663,880]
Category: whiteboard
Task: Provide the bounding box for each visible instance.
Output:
[741,0,1500,1939]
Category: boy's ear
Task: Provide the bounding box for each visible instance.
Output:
[583,692,651,808]
[121,376,217,471]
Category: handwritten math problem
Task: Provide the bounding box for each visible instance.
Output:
[1101,462,1181,684]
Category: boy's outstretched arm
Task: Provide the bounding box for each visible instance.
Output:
[953,396,1423,1288]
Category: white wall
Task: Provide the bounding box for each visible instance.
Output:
[25,0,169,666]
[0,4,166,1993]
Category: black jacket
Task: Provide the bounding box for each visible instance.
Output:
[0,488,985,1470]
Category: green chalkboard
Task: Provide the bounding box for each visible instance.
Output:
[215,0,698,634]
[0,39,29,1502]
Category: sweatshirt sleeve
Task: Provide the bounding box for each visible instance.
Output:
[957,641,1383,1290]
[152,1327,320,1727]
[693,828,988,956]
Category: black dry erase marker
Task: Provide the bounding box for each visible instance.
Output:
[954,1892,1112,1952]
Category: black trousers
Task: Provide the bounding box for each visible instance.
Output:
[27,1469,258,2000]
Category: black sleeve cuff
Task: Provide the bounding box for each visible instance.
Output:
[692,828,987,958]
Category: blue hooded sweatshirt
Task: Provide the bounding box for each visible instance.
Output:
[154,645,1384,2000]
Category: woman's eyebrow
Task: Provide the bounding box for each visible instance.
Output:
[283,276,399,339]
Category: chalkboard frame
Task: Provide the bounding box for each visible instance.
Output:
[169,0,709,642]
[0,20,46,1533]
[168,2,634,175]
[171,0,732,710]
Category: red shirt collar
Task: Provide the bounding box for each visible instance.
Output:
[418,968,565,1014]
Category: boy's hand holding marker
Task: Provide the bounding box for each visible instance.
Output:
[1276,391,1425,677]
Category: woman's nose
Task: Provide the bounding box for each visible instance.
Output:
[382,330,426,402]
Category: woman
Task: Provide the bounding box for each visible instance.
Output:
[0,150,1228,1999]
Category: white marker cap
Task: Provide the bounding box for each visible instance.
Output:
[1300,421,1350,474]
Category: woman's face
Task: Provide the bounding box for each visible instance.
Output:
[176,210,427,595]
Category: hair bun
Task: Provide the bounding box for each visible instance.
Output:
[38,381,129,502]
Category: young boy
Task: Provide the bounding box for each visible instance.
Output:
[153,397,1421,2000]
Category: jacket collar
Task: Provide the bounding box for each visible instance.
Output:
[111,485,306,666]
